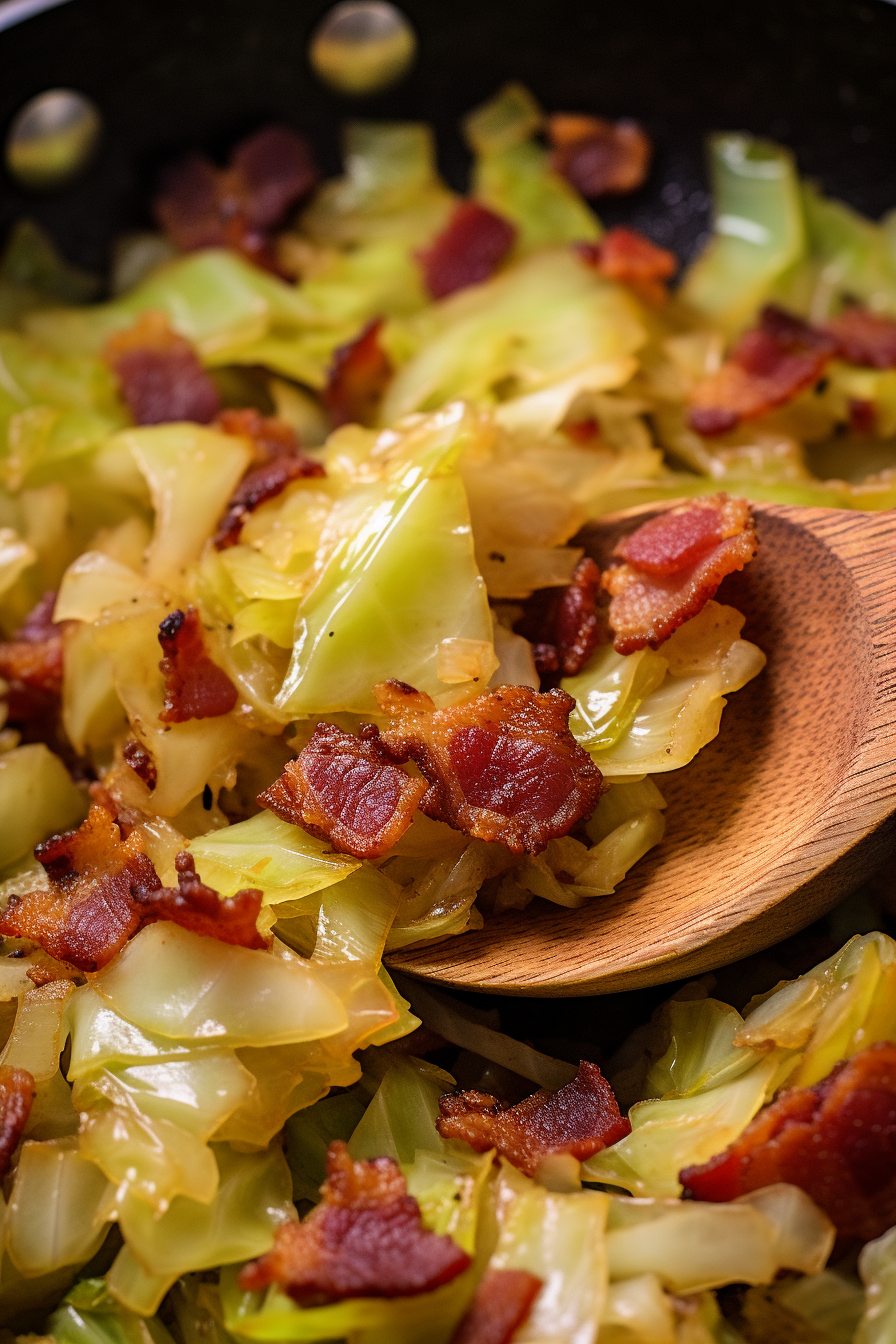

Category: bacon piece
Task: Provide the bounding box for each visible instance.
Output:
[0,806,266,969]
[0,1067,35,1178]
[258,723,427,860]
[238,1140,471,1305]
[548,114,651,198]
[514,558,605,682]
[122,739,157,791]
[133,851,265,950]
[579,226,676,304]
[324,318,393,430]
[213,407,325,549]
[688,305,836,436]
[417,201,516,300]
[437,1061,630,1177]
[602,495,757,654]
[0,591,68,727]
[681,1043,896,1241]
[104,311,220,427]
[375,682,603,855]
[450,1269,542,1344]
[154,124,317,268]
[158,607,238,723]
[0,805,161,971]
[825,305,896,368]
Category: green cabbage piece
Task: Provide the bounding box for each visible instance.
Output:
[4,1137,111,1279]
[190,810,360,906]
[464,84,601,253]
[768,1270,866,1343]
[856,1225,896,1344]
[72,1050,255,1140]
[681,134,805,332]
[382,250,644,427]
[48,1279,176,1344]
[564,645,668,754]
[90,922,349,1047]
[0,742,86,871]
[0,219,99,321]
[276,402,494,715]
[104,1143,294,1315]
[486,1160,610,1343]
[383,834,513,949]
[801,182,896,319]
[2,981,78,1142]
[283,1089,368,1202]
[67,985,227,1077]
[168,1277,241,1344]
[577,603,766,776]
[600,1274,677,1343]
[348,1055,457,1167]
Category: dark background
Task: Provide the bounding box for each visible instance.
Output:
[0,0,895,274]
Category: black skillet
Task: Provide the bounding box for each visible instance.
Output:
[0,0,893,1054]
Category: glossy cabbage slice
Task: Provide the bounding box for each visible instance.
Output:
[2,980,78,1141]
[573,603,766,776]
[0,742,86,871]
[464,84,601,254]
[681,134,805,332]
[48,1278,177,1344]
[856,1225,896,1344]
[381,250,644,429]
[5,1137,111,1278]
[190,810,360,906]
[277,402,494,715]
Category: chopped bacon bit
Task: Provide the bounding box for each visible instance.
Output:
[0,1067,35,1178]
[548,114,651,198]
[258,723,427,860]
[688,305,836,436]
[158,607,238,724]
[324,318,393,430]
[849,397,877,434]
[681,1043,896,1241]
[0,805,160,971]
[562,416,599,444]
[375,682,603,855]
[154,124,317,270]
[514,558,605,683]
[437,1061,631,1177]
[0,591,69,728]
[238,1140,471,1305]
[122,739,157,791]
[87,780,142,838]
[133,851,265,949]
[602,495,757,654]
[0,806,266,969]
[579,226,676,304]
[213,407,325,549]
[417,201,517,300]
[825,305,896,368]
[450,1269,542,1344]
[104,311,220,427]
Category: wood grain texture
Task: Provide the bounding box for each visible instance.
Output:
[386,502,896,997]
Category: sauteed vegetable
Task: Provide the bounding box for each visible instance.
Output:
[0,82,894,1340]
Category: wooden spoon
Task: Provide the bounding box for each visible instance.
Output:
[386,502,896,997]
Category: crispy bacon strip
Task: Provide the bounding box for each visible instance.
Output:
[133,852,265,949]
[0,806,265,970]
[158,607,238,723]
[258,723,427,860]
[104,311,221,426]
[324,318,393,429]
[417,201,517,300]
[825,305,896,368]
[681,1043,896,1241]
[239,1140,471,1305]
[602,495,757,655]
[515,557,605,680]
[688,305,836,436]
[0,805,160,971]
[0,1067,35,1178]
[375,682,603,855]
[450,1269,542,1344]
[579,227,676,305]
[0,591,68,727]
[122,739,157,791]
[213,407,325,549]
[437,1061,630,1177]
[548,114,651,197]
[154,124,317,269]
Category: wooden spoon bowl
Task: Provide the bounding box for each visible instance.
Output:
[387,502,896,996]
